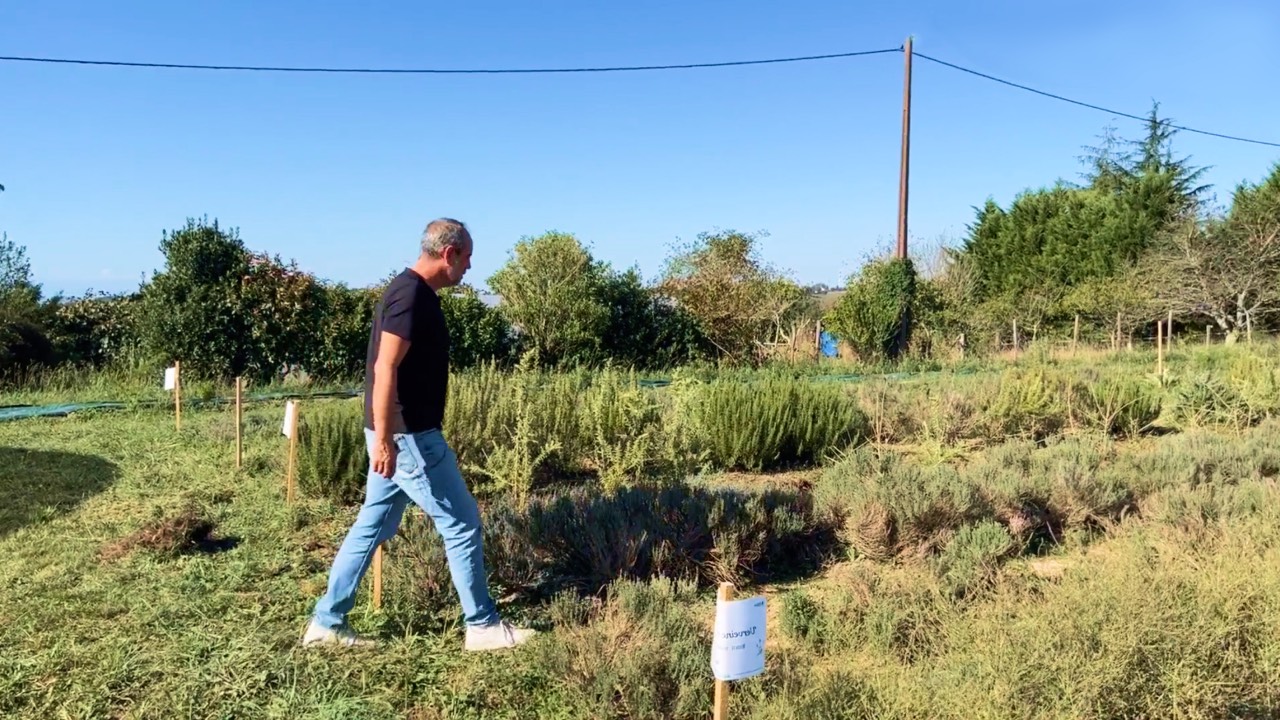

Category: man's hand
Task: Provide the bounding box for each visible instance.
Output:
[372,436,398,479]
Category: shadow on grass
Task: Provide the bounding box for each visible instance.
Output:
[0,446,121,539]
[380,482,841,634]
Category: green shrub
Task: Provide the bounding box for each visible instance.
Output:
[935,521,1017,597]
[816,450,987,561]
[979,368,1069,440]
[1073,375,1161,437]
[580,370,665,490]
[385,483,834,630]
[824,256,917,362]
[295,399,367,506]
[526,578,710,719]
[444,363,586,489]
[780,589,828,650]
[1169,372,1256,430]
[518,483,831,592]
[683,374,867,471]
[855,380,919,445]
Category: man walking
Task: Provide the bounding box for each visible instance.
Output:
[302,218,535,651]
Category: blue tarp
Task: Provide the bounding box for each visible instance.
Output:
[819,331,839,358]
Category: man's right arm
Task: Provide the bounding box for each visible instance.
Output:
[372,331,410,441]
[370,286,414,478]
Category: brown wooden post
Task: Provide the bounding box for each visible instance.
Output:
[1167,310,1173,353]
[372,544,384,608]
[1206,325,1211,346]
[1157,321,1164,377]
[1072,314,1080,354]
[285,401,299,504]
[174,360,182,431]
[1012,320,1019,356]
[713,582,736,720]
[1115,311,1122,352]
[235,377,243,470]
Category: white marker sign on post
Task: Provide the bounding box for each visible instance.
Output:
[163,366,176,391]
[711,594,767,682]
[282,401,298,438]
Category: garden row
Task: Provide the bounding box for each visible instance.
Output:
[361,417,1280,640]
[296,352,1280,507]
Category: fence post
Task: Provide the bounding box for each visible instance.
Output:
[372,544,384,608]
[1157,321,1164,377]
[284,401,300,504]
[174,360,182,431]
[235,377,243,470]
[1072,314,1080,354]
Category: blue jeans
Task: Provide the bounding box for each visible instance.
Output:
[311,428,500,629]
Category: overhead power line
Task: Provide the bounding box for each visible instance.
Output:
[0,47,903,74]
[3,43,1274,148]
[915,51,1280,149]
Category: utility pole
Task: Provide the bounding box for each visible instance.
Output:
[893,36,914,358]
[896,36,913,260]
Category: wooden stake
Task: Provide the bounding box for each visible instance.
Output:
[1206,325,1211,346]
[1072,314,1080,354]
[174,360,182,431]
[372,544,384,608]
[713,582,736,720]
[1115,311,1122,352]
[234,377,243,470]
[1167,310,1173,353]
[285,401,299,504]
[1012,320,1019,356]
[1157,321,1164,377]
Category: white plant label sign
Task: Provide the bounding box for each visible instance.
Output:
[163,366,176,391]
[282,401,298,438]
[710,595,766,682]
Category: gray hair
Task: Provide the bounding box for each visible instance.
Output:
[421,218,471,258]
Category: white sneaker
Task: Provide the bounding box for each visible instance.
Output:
[300,619,378,648]
[464,619,537,652]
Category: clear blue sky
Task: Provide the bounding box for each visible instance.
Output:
[2,0,1278,297]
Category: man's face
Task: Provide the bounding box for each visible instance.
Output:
[444,239,473,286]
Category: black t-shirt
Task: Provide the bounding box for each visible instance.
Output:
[363,269,450,433]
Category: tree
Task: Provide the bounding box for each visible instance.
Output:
[139,217,325,381]
[658,230,806,364]
[960,107,1209,336]
[0,234,55,377]
[824,256,917,362]
[0,233,39,305]
[439,284,515,369]
[46,291,145,368]
[598,268,708,369]
[488,231,611,367]
[1143,163,1280,342]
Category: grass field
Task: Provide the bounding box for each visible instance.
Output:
[7,344,1280,718]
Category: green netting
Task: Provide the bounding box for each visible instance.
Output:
[0,388,362,423]
[0,368,983,423]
